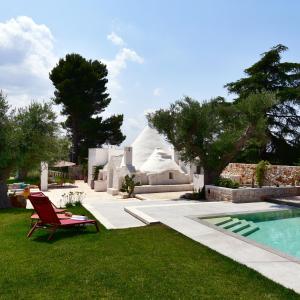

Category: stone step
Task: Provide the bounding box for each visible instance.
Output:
[219,218,241,229]
[238,222,259,236]
[207,217,232,226]
[229,220,250,233]
[124,207,159,225]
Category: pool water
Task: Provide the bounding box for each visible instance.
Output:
[204,209,300,260]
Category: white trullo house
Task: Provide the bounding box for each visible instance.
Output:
[88,126,195,195]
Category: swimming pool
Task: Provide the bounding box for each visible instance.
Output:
[201,209,300,260]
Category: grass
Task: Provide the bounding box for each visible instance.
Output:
[0,207,299,300]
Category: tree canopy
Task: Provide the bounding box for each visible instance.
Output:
[225,44,300,165]
[15,102,69,179]
[0,93,68,208]
[148,93,277,184]
[50,53,125,163]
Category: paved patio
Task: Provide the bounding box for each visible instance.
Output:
[28,181,300,293]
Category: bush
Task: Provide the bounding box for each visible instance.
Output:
[120,174,140,197]
[7,176,40,185]
[181,188,205,200]
[255,160,270,188]
[60,191,85,208]
[216,177,240,189]
[93,165,103,181]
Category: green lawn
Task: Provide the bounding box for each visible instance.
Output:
[0,207,299,300]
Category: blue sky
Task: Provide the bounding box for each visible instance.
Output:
[0,0,300,143]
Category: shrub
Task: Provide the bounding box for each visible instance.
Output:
[60,191,85,208]
[216,177,240,189]
[181,188,205,200]
[93,165,103,181]
[120,174,140,197]
[255,160,270,188]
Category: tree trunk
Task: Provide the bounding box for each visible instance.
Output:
[18,168,28,181]
[0,169,11,209]
[71,120,79,164]
[204,169,222,185]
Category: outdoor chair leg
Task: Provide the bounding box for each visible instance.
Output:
[27,222,38,238]
[47,226,58,241]
[95,222,99,232]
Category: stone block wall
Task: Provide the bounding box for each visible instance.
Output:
[222,163,300,186]
[205,185,300,203]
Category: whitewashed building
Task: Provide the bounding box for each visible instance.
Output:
[88,126,198,195]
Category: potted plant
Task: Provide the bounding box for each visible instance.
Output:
[9,192,27,208]
[91,165,103,189]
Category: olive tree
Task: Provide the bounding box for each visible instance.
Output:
[147,93,277,185]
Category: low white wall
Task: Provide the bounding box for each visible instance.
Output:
[134,183,193,194]
[193,174,204,191]
[148,170,190,185]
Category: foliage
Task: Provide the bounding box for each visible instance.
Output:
[225,45,300,165]
[7,176,40,186]
[49,53,126,163]
[148,92,277,185]
[0,92,21,208]
[120,174,140,197]
[181,188,205,200]
[93,165,103,181]
[54,176,75,186]
[255,160,270,188]
[216,178,240,189]
[60,191,85,208]
[0,208,299,299]
[15,102,69,179]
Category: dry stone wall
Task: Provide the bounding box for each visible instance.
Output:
[205,185,300,203]
[222,163,300,186]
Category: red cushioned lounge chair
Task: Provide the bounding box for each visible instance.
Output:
[27,194,99,240]
[30,192,66,213]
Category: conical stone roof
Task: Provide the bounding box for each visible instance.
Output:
[140,148,182,174]
[131,126,171,170]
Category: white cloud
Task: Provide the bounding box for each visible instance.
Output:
[0,16,57,107]
[143,108,155,116]
[107,31,125,46]
[103,47,144,100]
[153,88,162,97]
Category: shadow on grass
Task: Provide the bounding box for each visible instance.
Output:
[0,208,30,215]
[30,226,100,243]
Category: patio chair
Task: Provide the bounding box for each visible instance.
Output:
[27,194,99,240]
[30,192,66,213]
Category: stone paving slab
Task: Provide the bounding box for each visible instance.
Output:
[129,201,300,293]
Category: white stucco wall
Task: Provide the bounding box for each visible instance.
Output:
[88,148,108,185]
[148,170,190,185]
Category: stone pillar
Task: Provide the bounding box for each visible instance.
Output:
[124,147,132,166]
[40,162,48,191]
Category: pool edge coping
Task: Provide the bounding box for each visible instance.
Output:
[188,207,300,265]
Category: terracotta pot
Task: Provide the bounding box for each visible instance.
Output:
[9,194,27,208]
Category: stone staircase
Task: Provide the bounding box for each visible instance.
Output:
[206,216,259,236]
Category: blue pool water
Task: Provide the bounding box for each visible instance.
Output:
[205,209,300,259]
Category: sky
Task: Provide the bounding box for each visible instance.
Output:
[0,0,300,144]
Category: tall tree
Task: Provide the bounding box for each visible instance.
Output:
[50,53,125,163]
[0,93,20,208]
[225,44,300,164]
[15,102,69,180]
[148,93,277,185]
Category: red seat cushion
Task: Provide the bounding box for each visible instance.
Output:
[31,213,69,220]
[59,219,95,226]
